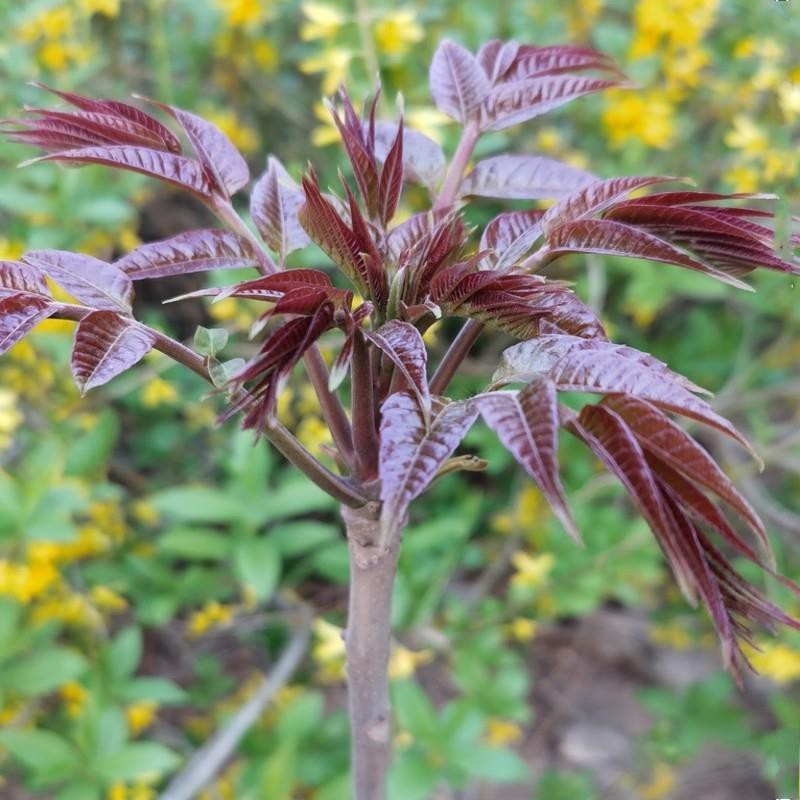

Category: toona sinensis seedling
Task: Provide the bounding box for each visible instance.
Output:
[2,38,799,800]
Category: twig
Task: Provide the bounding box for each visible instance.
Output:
[159,607,312,800]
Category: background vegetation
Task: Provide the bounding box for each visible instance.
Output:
[0,1,798,798]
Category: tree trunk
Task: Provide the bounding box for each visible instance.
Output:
[342,502,400,800]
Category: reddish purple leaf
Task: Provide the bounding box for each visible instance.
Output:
[380,392,478,540]
[329,90,381,218]
[20,146,213,198]
[116,230,258,279]
[250,157,310,262]
[477,39,520,84]
[328,328,355,392]
[601,395,767,551]
[0,261,50,298]
[480,210,545,270]
[429,40,492,123]
[492,334,755,453]
[299,171,384,303]
[70,311,156,393]
[379,116,404,226]
[372,121,446,190]
[545,219,752,289]
[479,76,624,132]
[651,457,763,566]
[564,403,701,605]
[474,380,579,542]
[20,107,172,151]
[22,250,133,311]
[540,176,677,233]
[461,155,596,201]
[29,83,183,153]
[0,294,54,354]
[387,212,433,264]
[504,44,624,82]
[366,321,430,415]
[158,104,249,197]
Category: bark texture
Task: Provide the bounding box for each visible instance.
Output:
[342,502,400,800]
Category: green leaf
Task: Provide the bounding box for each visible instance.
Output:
[269,522,338,559]
[158,528,231,560]
[259,741,296,800]
[0,729,77,772]
[275,691,324,740]
[64,409,119,477]
[121,677,187,704]
[150,486,247,524]
[95,707,128,757]
[108,626,142,679]
[389,754,440,800]
[57,783,101,800]
[56,782,100,800]
[96,742,180,782]
[0,597,21,649]
[194,326,229,357]
[309,541,349,583]
[391,681,438,741]
[3,647,87,696]
[208,357,245,388]
[454,745,529,782]
[233,538,281,601]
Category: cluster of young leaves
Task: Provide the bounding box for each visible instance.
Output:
[1,38,799,680]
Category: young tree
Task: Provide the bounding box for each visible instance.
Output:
[2,39,799,799]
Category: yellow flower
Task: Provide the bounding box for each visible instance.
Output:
[0,558,59,603]
[300,48,353,95]
[0,390,22,450]
[510,552,555,590]
[311,101,341,147]
[131,500,160,527]
[301,2,346,41]
[188,601,235,637]
[141,377,178,408]
[217,0,269,28]
[388,645,433,679]
[373,10,424,57]
[752,64,781,92]
[762,150,797,183]
[108,783,127,800]
[90,585,128,612]
[209,297,254,331]
[484,718,522,747]
[38,41,72,71]
[201,108,259,153]
[80,0,121,16]
[405,108,452,144]
[535,127,562,154]
[602,91,675,150]
[296,416,333,457]
[0,237,24,260]
[504,617,538,642]
[126,701,158,735]
[748,642,800,684]
[649,621,692,650]
[251,40,278,71]
[722,163,760,193]
[313,618,345,662]
[778,83,800,122]
[724,115,768,158]
[638,763,677,800]
[733,37,756,59]
[60,681,88,717]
